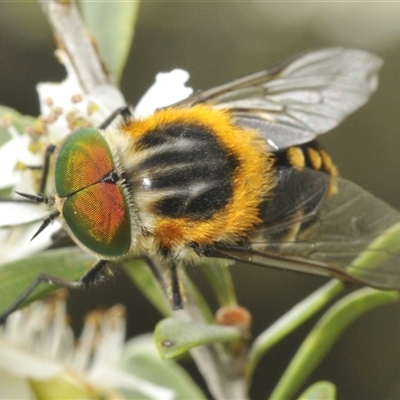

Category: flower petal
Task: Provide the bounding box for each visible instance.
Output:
[134,69,193,118]
[0,341,64,379]
[37,50,125,144]
[0,370,34,399]
[89,363,175,400]
[0,138,21,190]
[0,221,61,263]
[0,203,47,227]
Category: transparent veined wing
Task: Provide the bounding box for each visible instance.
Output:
[171,48,382,150]
[203,169,400,290]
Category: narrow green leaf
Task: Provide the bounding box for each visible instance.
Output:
[183,275,215,324]
[200,260,237,307]
[270,288,399,400]
[154,318,241,359]
[0,247,95,317]
[121,334,207,400]
[124,260,214,322]
[297,381,336,400]
[79,2,140,83]
[349,221,400,275]
[246,220,400,383]
[123,258,172,318]
[245,279,344,382]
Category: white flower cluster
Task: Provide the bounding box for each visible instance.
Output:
[0,50,192,264]
[0,293,174,399]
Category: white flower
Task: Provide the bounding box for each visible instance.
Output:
[0,50,192,264]
[0,294,175,400]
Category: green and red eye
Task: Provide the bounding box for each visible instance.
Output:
[55,128,131,259]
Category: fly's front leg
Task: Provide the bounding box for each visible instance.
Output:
[0,259,109,325]
[170,262,183,310]
[143,257,184,310]
[98,106,132,129]
[39,143,56,195]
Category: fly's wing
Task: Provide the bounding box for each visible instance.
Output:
[204,168,400,290]
[172,48,382,150]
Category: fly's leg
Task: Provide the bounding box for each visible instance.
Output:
[39,143,56,194]
[0,259,109,325]
[98,106,132,129]
[143,257,183,310]
[170,262,183,310]
[0,143,55,204]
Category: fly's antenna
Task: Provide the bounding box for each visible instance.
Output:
[14,191,50,204]
[31,210,61,241]
[14,191,59,241]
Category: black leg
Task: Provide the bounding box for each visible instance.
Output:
[170,262,183,310]
[39,144,56,195]
[141,257,184,310]
[0,259,109,325]
[98,106,132,129]
[0,144,55,204]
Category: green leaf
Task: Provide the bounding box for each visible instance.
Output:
[200,260,237,307]
[124,260,214,322]
[349,221,400,275]
[123,258,172,318]
[0,247,95,317]
[245,280,344,382]
[154,318,241,359]
[297,381,336,400]
[181,270,215,323]
[120,334,207,400]
[246,220,400,383]
[79,2,140,83]
[0,106,36,146]
[269,288,399,400]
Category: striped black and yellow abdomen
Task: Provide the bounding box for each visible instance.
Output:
[274,140,338,179]
[256,141,338,244]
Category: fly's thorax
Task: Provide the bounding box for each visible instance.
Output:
[122,120,239,220]
[115,105,276,253]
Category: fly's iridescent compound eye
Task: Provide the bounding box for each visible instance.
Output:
[55,128,131,259]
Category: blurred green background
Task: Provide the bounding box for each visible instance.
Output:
[1,2,400,398]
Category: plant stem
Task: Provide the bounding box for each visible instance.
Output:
[38,0,125,110]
